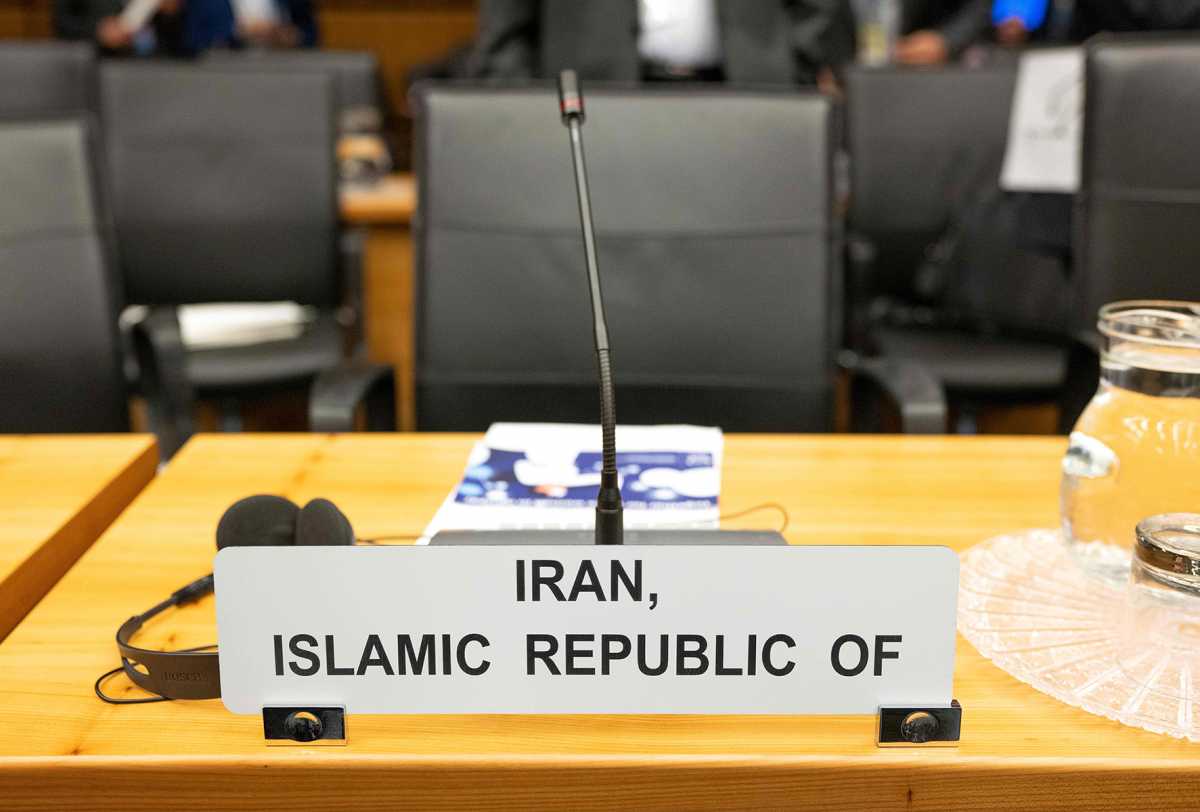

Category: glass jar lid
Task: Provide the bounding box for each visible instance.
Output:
[1099,301,1200,351]
[1134,513,1200,581]
[1098,301,1200,393]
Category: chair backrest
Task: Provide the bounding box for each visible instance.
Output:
[99,62,339,306]
[0,117,129,433]
[202,49,385,124]
[414,84,836,432]
[0,41,96,117]
[845,65,1017,297]
[1076,37,1200,330]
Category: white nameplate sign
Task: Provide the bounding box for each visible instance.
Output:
[215,545,958,715]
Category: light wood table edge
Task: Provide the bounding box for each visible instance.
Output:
[1,752,1197,811]
[1,751,1198,771]
[0,437,157,642]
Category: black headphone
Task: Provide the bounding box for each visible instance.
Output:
[99,495,356,703]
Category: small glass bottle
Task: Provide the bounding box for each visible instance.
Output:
[1061,301,1200,584]
[1115,514,1200,736]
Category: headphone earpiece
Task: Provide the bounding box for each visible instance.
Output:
[215,494,300,551]
[295,498,355,547]
[215,495,355,549]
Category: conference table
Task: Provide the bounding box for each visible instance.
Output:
[0,435,156,643]
[0,433,1197,810]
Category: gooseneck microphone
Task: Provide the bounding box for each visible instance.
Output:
[558,69,623,546]
[428,77,786,547]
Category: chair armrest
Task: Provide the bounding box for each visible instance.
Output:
[844,231,878,350]
[129,306,196,459]
[310,360,395,432]
[339,228,367,352]
[840,350,947,434]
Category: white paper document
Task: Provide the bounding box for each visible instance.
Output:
[177,302,315,349]
[1000,47,1085,193]
[418,423,723,543]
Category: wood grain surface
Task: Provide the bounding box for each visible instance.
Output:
[0,435,157,643]
[0,433,1197,811]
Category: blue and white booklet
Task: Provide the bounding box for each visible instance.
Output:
[418,423,723,543]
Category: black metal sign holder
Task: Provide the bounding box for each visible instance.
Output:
[260,700,962,747]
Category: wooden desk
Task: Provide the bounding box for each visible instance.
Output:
[0,434,1197,811]
[341,173,416,225]
[340,174,417,430]
[0,435,156,643]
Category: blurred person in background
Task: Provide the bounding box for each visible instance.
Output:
[467,0,853,86]
[54,0,181,54]
[896,0,1200,65]
[55,0,317,56]
[892,0,1000,65]
[180,0,318,54]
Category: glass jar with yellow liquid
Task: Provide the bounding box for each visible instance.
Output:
[1062,302,1200,584]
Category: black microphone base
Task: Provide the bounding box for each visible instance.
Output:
[429,530,787,546]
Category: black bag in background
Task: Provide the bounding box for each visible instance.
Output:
[916,185,1073,340]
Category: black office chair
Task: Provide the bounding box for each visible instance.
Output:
[413,84,940,432]
[202,49,387,130]
[1062,36,1200,427]
[1077,36,1200,321]
[844,66,1071,431]
[0,41,95,116]
[0,116,186,443]
[99,63,391,438]
[201,49,394,184]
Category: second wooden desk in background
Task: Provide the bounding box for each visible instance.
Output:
[340,173,417,430]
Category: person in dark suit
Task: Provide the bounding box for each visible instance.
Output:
[896,0,1200,65]
[466,0,853,86]
[54,0,127,45]
[180,0,318,54]
[893,0,994,64]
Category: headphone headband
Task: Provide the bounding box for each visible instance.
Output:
[115,618,222,700]
[106,495,357,703]
[114,574,222,700]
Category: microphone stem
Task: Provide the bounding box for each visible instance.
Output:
[565,116,623,545]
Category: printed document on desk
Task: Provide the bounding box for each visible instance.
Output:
[418,423,723,543]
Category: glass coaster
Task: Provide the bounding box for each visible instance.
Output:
[958,529,1200,742]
